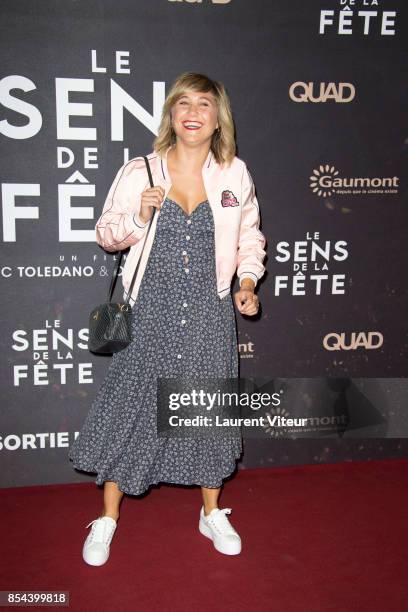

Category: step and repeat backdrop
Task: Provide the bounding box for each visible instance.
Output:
[1,0,407,488]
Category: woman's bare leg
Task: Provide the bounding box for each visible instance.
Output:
[201,486,221,516]
[100,481,125,521]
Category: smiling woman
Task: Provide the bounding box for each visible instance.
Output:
[161,86,220,215]
[69,71,267,565]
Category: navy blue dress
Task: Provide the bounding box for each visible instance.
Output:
[68,196,243,495]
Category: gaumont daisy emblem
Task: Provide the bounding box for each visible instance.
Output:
[262,405,292,439]
[310,165,339,197]
[221,190,239,207]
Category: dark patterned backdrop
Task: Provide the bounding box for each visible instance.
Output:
[1,0,407,487]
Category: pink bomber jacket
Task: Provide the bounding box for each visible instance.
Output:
[95,145,267,305]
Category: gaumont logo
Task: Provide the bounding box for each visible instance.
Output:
[319,4,397,36]
[310,165,399,197]
[289,82,355,103]
[262,406,292,438]
[323,331,384,351]
[238,339,255,359]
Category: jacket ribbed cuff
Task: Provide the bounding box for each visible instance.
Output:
[133,212,150,229]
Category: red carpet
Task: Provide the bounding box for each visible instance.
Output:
[1,459,408,611]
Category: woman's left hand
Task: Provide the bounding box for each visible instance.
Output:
[234,287,260,316]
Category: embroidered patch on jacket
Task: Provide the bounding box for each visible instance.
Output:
[221,190,239,207]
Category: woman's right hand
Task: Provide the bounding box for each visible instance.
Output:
[138,186,165,224]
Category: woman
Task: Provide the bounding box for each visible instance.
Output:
[69,72,266,564]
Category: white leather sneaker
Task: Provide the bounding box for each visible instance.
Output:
[199,506,242,555]
[82,516,117,566]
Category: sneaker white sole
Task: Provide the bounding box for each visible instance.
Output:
[199,518,242,555]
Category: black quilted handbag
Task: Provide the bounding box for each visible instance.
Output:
[88,155,157,354]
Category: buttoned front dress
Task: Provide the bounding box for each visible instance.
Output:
[68,197,243,496]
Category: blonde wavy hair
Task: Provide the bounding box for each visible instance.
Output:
[153,72,236,167]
